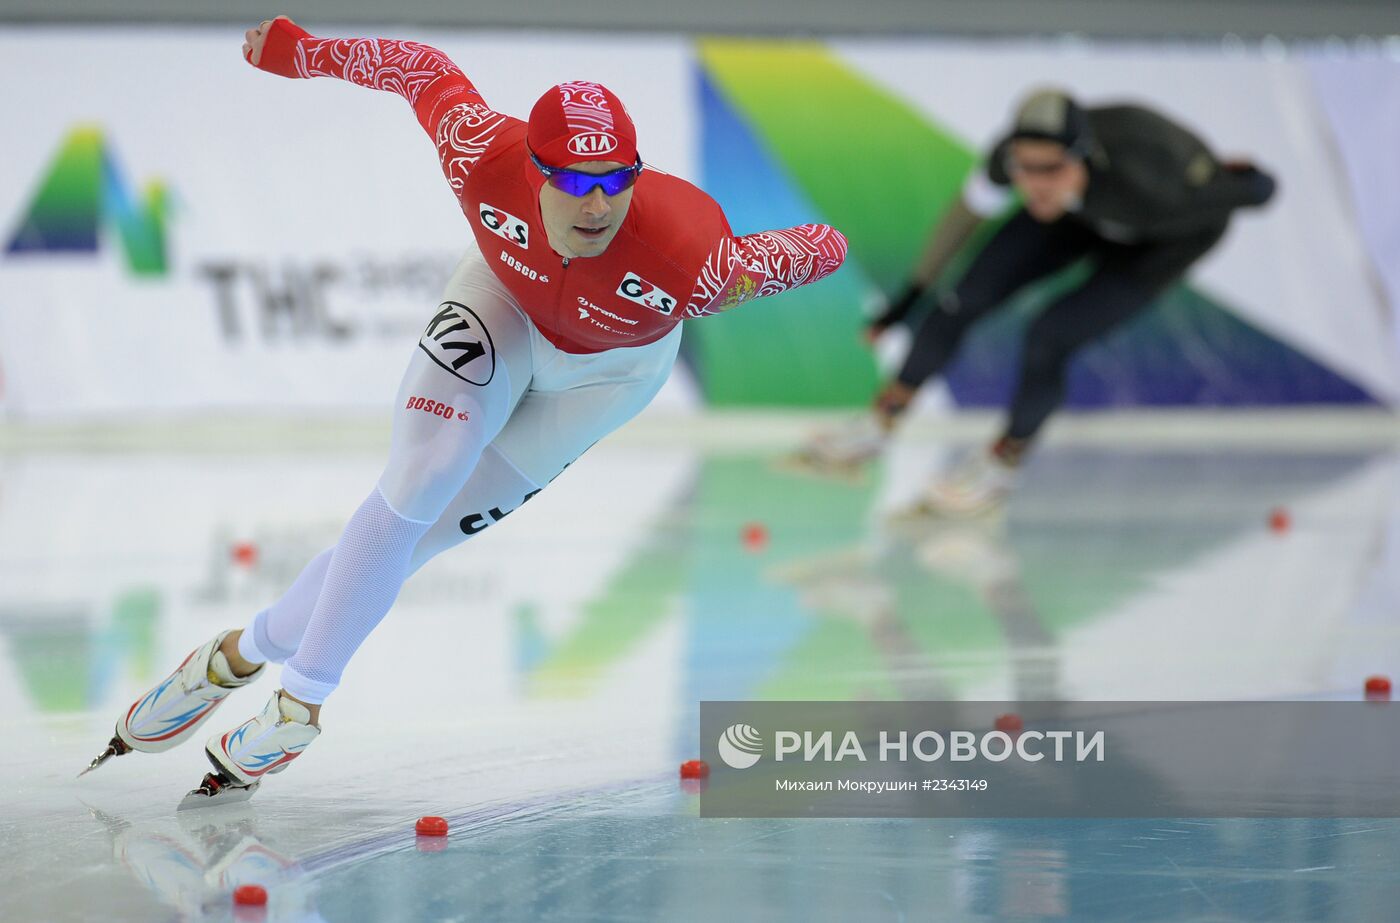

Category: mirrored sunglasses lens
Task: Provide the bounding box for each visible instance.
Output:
[550,169,636,197]
[598,172,636,195]
[550,173,595,196]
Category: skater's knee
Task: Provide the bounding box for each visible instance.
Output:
[1019,326,1074,379]
[379,451,483,524]
[380,394,502,520]
[406,445,547,572]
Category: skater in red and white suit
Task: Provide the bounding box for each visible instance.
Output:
[82,17,847,804]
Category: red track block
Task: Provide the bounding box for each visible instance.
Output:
[233,884,267,906]
[1365,675,1392,698]
[1268,508,1291,534]
[415,815,449,837]
[741,523,769,552]
[994,713,1024,735]
[680,759,710,779]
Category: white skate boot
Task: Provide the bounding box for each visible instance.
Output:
[784,415,889,478]
[179,691,320,809]
[80,630,265,777]
[899,446,1019,519]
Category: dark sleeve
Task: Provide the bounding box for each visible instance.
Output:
[1122,108,1276,217]
[1116,142,1277,235]
[1184,163,1278,211]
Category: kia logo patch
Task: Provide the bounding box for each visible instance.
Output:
[568,132,619,157]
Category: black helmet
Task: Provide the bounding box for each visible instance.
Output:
[1008,89,1092,157]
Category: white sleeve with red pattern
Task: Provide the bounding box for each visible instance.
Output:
[256,22,512,195]
[683,224,849,318]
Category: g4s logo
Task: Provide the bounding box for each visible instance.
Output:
[479,203,529,248]
[617,272,677,315]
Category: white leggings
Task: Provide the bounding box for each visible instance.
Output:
[238,243,681,703]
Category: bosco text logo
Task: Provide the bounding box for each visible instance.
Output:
[405,396,470,422]
[617,272,677,316]
[718,724,764,769]
[500,250,548,283]
[5,125,172,276]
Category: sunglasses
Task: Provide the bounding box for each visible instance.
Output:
[531,153,643,197]
[1005,154,1075,178]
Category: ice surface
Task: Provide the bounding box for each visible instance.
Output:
[4,419,1399,921]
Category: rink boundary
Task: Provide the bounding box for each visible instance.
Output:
[1,407,1398,453]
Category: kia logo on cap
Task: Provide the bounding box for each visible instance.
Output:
[568,132,619,156]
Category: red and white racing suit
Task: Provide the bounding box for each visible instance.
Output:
[237,23,849,703]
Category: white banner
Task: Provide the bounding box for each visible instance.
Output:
[1305,54,1400,368]
[0,27,696,419]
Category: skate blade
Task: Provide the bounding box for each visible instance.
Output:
[887,497,1005,526]
[77,736,132,779]
[771,451,868,485]
[178,772,260,811]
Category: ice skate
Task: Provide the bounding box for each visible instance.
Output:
[80,630,265,778]
[779,415,888,481]
[179,691,320,809]
[177,772,262,811]
[892,446,1018,521]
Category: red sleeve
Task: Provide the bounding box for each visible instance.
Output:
[683,224,849,317]
[252,20,514,196]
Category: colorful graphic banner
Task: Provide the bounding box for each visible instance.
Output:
[695,39,1393,407]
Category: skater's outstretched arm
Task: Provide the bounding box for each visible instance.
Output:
[683,224,849,317]
[244,17,514,196]
[866,194,985,340]
[1147,159,1278,218]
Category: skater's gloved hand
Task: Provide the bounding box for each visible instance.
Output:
[864,282,925,344]
[1219,159,1278,206]
[243,15,310,75]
